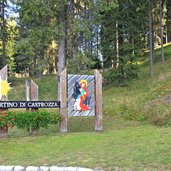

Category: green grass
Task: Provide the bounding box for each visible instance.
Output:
[0,117,171,170]
[2,44,171,170]
[8,75,58,100]
[104,44,171,121]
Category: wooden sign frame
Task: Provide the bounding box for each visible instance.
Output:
[59,69,103,133]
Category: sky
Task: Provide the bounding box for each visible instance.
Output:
[6,0,19,18]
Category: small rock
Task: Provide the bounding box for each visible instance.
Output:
[0,166,14,171]
[13,166,25,171]
[39,166,49,171]
[26,166,39,171]
[64,167,77,171]
[50,166,65,171]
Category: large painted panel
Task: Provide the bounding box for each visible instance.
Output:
[68,74,95,116]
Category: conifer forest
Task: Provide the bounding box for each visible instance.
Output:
[0,0,170,82]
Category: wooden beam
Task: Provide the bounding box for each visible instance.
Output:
[26,80,30,101]
[59,68,67,133]
[0,65,7,80]
[0,65,8,101]
[30,79,38,101]
[30,79,38,112]
[0,76,2,100]
[25,80,30,111]
[94,70,103,132]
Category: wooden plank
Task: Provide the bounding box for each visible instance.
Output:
[0,76,2,100]
[30,79,38,101]
[25,80,30,111]
[94,70,103,132]
[0,65,8,101]
[26,80,30,101]
[0,65,7,80]
[30,79,38,112]
[60,68,67,133]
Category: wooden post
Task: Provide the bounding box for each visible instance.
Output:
[0,66,8,113]
[59,68,67,133]
[0,65,8,101]
[94,70,103,132]
[26,80,30,101]
[0,65,7,80]
[26,80,30,111]
[30,79,38,101]
[0,75,2,100]
[30,79,38,112]
[0,76,5,112]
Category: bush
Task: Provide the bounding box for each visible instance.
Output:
[104,55,139,85]
[144,104,171,126]
[13,110,60,131]
[118,103,145,121]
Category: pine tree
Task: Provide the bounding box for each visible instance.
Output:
[0,0,7,67]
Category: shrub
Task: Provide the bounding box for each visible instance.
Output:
[119,103,145,121]
[144,104,171,126]
[104,55,139,85]
[0,111,15,129]
[50,112,61,124]
[13,111,60,131]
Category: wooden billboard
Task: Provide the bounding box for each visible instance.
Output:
[67,74,95,116]
[59,69,103,132]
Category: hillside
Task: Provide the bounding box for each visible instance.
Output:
[8,44,171,125]
[1,44,171,170]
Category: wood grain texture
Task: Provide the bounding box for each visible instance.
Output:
[0,65,8,101]
[94,70,103,132]
[0,65,7,80]
[26,80,30,101]
[30,79,38,101]
[30,79,38,112]
[0,76,2,100]
[60,68,67,133]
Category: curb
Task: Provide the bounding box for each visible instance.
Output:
[0,166,98,171]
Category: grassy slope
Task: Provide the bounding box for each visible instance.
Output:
[1,44,171,170]
[104,43,171,120]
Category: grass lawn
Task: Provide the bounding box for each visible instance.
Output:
[1,45,171,170]
[0,116,171,171]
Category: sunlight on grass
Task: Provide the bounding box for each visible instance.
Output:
[0,117,171,170]
[2,44,171,170]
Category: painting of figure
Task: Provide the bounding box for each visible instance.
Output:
[72,79,91,111]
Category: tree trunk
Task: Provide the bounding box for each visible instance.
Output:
[151,10,155,61]
[37,52,42,80]
[160,0,164,63]
[166,0,171,42]
[149,0,153,78]
[116,20,119,68]
[1,0,7,67]
[66,0,75,59]
[57,4,66,100]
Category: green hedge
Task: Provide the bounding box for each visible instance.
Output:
[7,110,60,131]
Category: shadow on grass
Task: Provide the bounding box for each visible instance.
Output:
[68,117,95,133]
